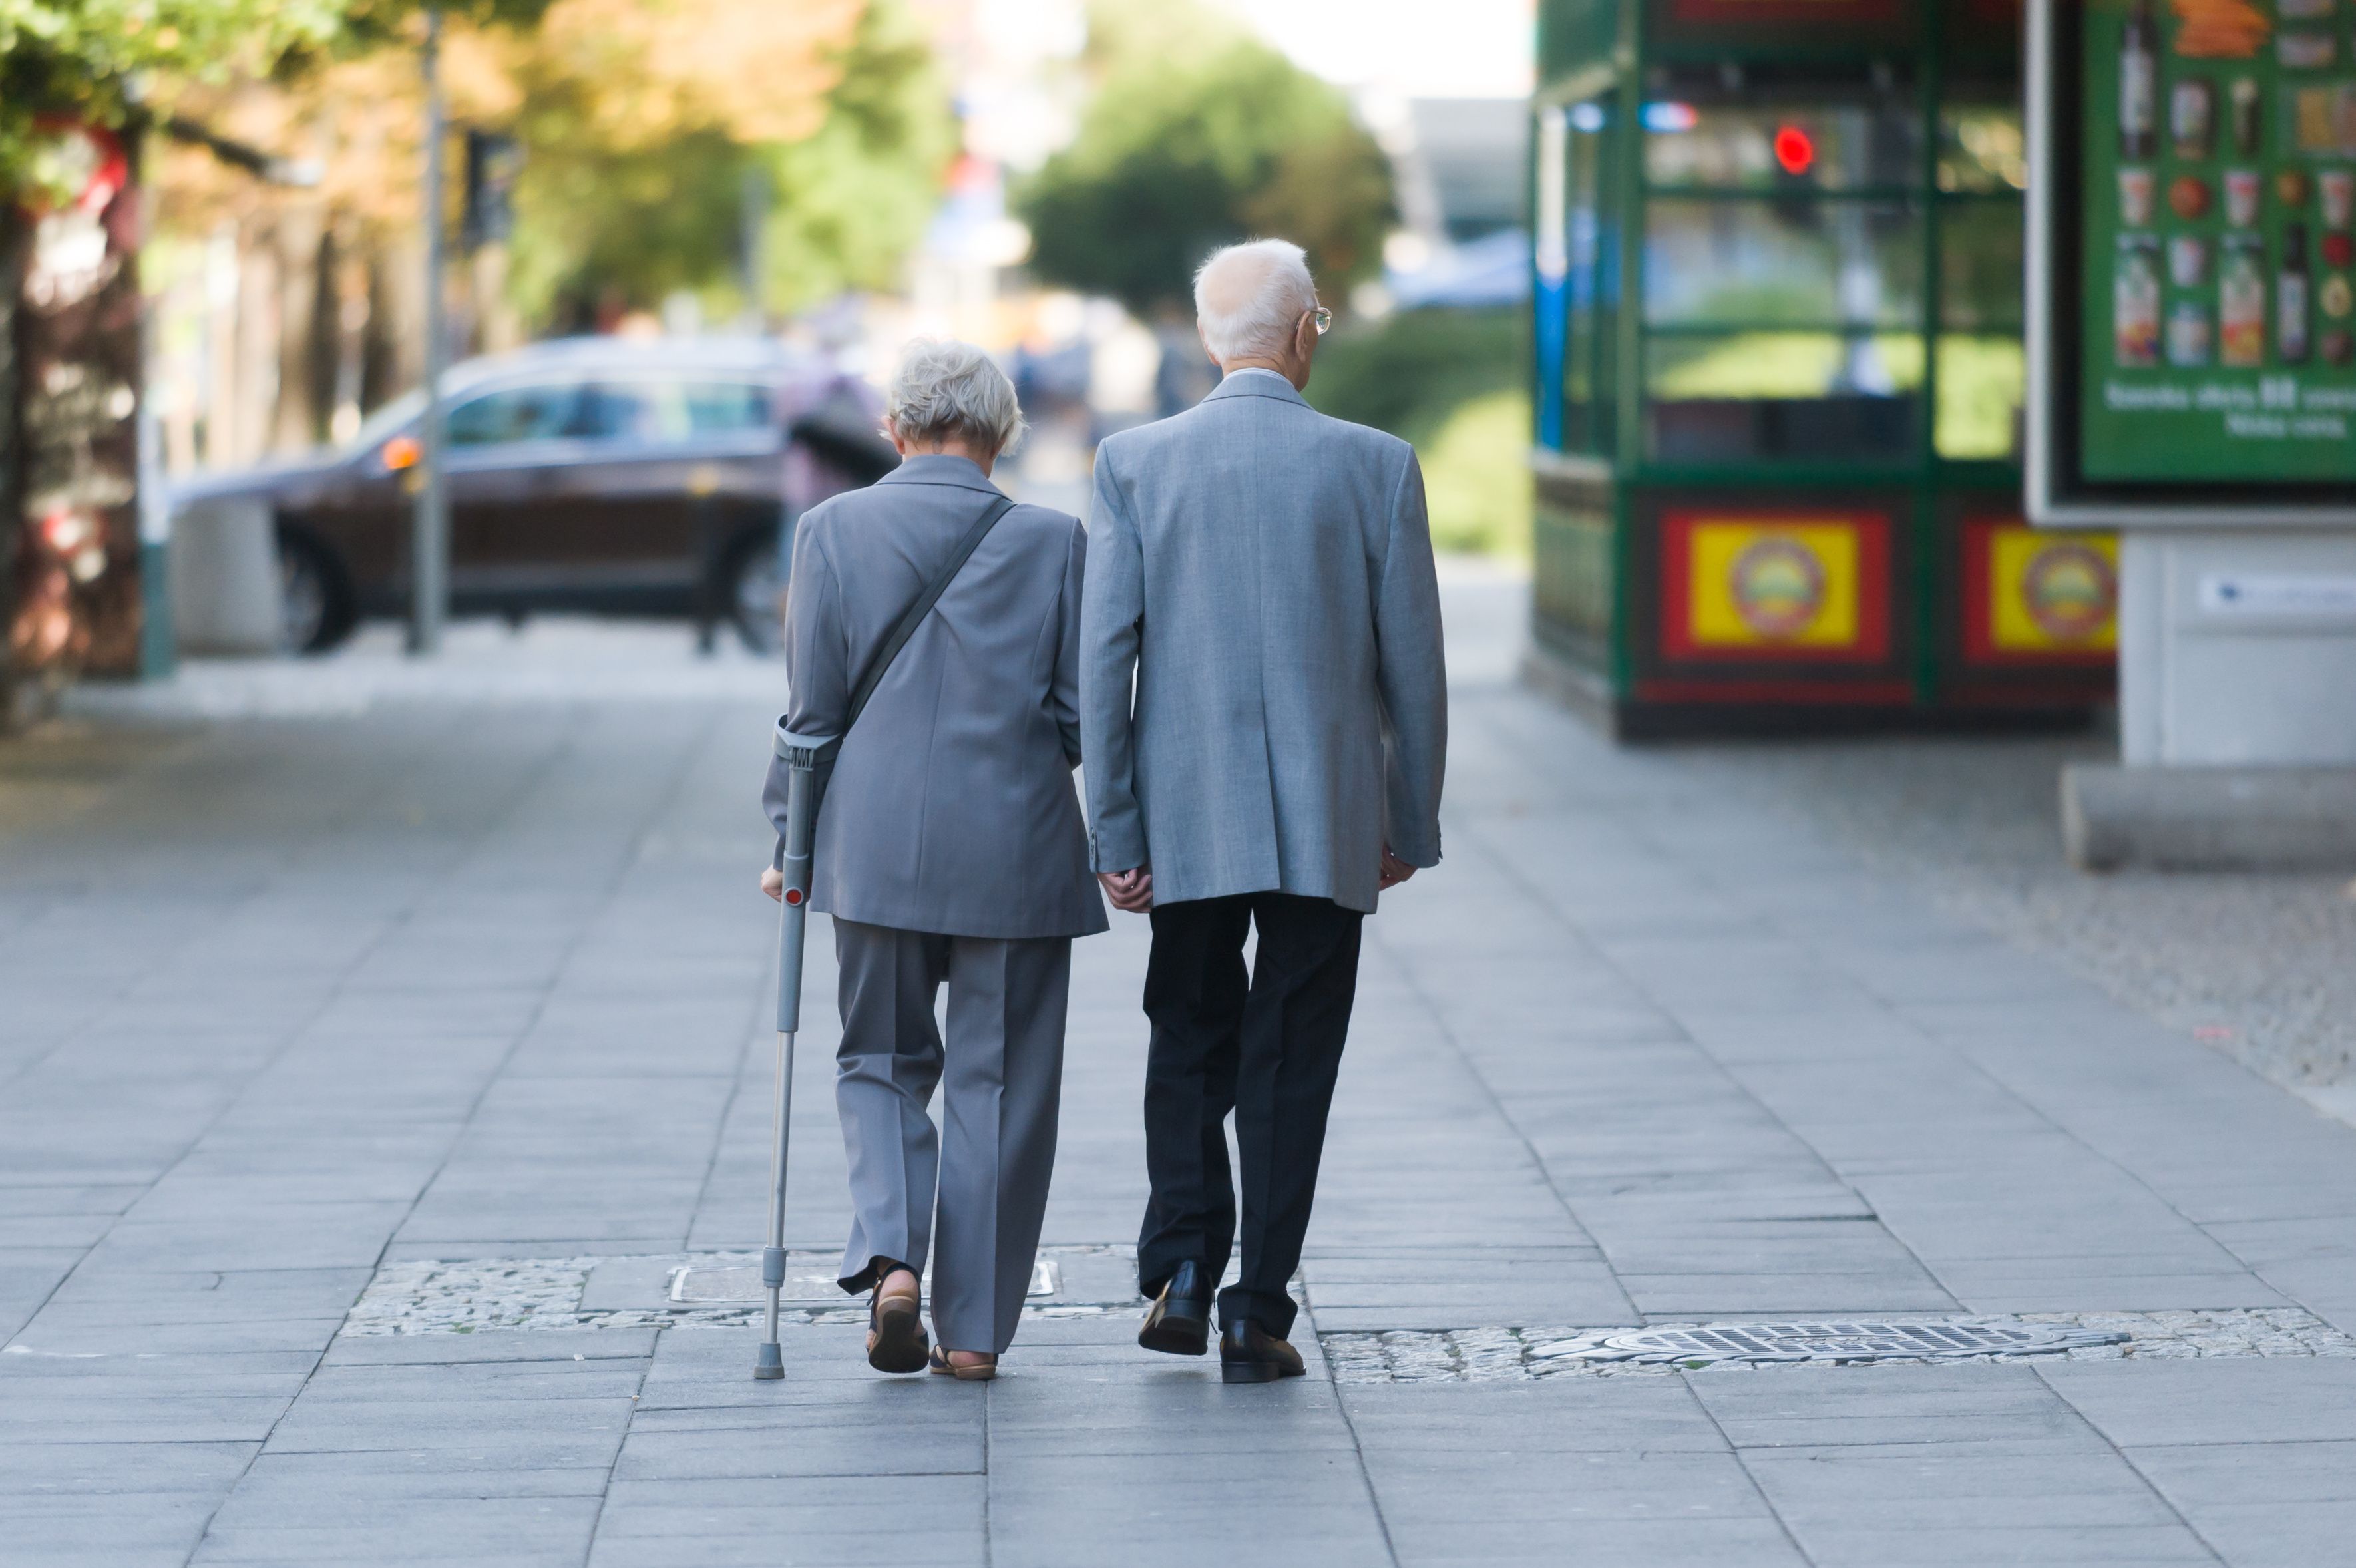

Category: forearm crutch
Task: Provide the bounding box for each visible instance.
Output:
[754,725,830,1381]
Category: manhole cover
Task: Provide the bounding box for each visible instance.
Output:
[1534,1319,2128,1368]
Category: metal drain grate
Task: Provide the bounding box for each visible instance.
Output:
[1536,1319,2126,1368]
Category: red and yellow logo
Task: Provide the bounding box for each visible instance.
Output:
[1663,512,1891,663]
[1964,522,2118,664]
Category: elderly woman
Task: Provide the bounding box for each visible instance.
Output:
[763,340,1104,1380]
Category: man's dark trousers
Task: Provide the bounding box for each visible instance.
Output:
[1137,890,1363,1340]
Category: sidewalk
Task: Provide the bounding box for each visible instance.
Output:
[5,578,2355,1567]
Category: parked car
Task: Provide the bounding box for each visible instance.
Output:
[170,336,897,654]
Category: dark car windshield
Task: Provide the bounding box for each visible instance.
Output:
[447,381,590,446]
[340,372,776,455]
[576,379,773,441]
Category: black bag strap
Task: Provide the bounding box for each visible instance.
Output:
[841,492,1017,737]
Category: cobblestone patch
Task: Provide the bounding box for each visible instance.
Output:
[341,1247,1137,1336]
[1321,1309,2356,1382]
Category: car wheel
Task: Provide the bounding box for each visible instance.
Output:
[276,528,356,655]
[725,533,787,654]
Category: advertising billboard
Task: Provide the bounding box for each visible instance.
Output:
[2029,0,2356,522]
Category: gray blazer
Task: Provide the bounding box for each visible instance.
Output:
[777,454,1107,941]
[1080,369,1446,915]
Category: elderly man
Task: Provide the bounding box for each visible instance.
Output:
[1080,239,1447,1383]
[767,339,1103,1381]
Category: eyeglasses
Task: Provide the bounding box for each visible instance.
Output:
[1309,306,1332,335]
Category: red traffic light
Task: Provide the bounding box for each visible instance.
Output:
[1774,125,1816,176]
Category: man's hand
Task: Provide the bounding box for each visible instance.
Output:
[1098,866,1153,914]
[759,867,784,902]
[1378,846,1418,892]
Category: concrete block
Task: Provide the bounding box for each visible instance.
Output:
[2061,763,2356,870]
[170,499,281,657]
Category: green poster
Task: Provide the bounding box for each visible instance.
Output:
[2078,0,2356,482]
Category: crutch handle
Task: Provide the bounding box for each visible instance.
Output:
[769,723,833,1034]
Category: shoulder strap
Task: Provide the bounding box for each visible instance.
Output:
[841,492,1018,737]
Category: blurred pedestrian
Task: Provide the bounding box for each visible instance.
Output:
[763,339,1104,1380]
[1079,239,1448,1384]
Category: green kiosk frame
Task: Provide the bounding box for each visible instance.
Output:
[1529,0,2118,735]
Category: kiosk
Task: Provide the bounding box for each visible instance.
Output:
[2025,0,2356,867]
[1529,0,2118,734]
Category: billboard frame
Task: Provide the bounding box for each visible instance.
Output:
[2025,0,2356,530]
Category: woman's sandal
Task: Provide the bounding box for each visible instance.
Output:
[928,1345,998,1382]
[866,1269,928,1374]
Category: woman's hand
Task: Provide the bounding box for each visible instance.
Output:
[1097,866,1153,914]
[760,867,784,902]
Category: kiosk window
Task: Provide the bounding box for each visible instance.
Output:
[1645,200,1923,329]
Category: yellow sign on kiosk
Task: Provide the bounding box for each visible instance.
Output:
[1660,511,1892,665]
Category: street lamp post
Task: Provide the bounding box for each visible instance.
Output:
[409,9,450,656]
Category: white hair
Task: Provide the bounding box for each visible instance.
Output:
[1193,239,1318,363]
[886,338,1026,455]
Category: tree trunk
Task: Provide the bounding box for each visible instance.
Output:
[0,208,27,729]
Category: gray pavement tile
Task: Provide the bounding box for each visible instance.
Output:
[2040,1358,2356,1446]
[1739,1446,2184,1528]
[1384,1515,1810,1568]
[612,1422,982,1481]
[321,1328,660,1366]
[1338,1379,1733,1452]
[191,1495,604,1565]
[1778,1523,2220,1566]
[2168,1501,2356,1568]
[260,1396,637,1462]
[1690,1364,2102,1451]
[2126,1438,2356,1507]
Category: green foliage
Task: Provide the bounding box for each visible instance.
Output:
[506,0,953,326]
[1418,390,1532,557]
[1015,9,1393,317]
[0,1,544,202]
[763,0,956,312]
[1306,307,1530,558]
[1304,307,1525,445]
[1,0,329,198]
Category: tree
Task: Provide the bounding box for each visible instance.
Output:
[1014,7,1393,318]
[498,0,954,325]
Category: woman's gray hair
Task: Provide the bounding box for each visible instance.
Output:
[886,338,1026,455]
[1193,239,1318,362]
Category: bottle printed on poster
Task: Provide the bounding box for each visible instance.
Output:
[2220,236,2268,366]
[2231,78,2263,157]
[2279,224,2313,362]
[2174,79,2217,158]
[2120,166,2158,224]
[2225,168,2262,226]
[2170,298,2214,364]
[2321,170,2354,230]
[2118,235,2164,366]
[2121,0,2159,159]
[2171,234,2210,286]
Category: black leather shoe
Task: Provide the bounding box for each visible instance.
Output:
[1220,1317,1306,1384]
[1137,1261,1211,1356]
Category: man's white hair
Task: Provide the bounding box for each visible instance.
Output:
[886,337,1026,455]
[1193,239,1318,363]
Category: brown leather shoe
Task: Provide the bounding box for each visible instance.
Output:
[1219,1318,1306,1384]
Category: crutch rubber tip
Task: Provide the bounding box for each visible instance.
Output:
[754,1343,784,1380]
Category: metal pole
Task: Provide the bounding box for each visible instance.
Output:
[739,164,769,333]
[756,729,823,1379]
[409,11,449,656]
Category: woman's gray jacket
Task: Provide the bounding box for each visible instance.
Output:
[772,453,1107,941]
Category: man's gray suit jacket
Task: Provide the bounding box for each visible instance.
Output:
[1079,369,1447,915]
[779,453,1107,941]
